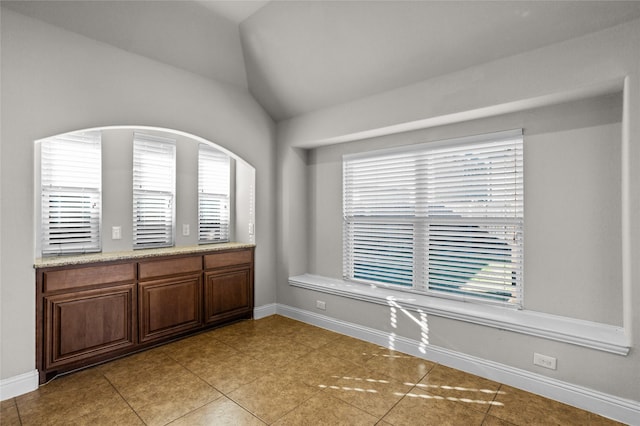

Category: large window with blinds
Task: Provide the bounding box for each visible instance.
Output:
[133,133,176,249]
[343,130,524,307]
[198,144,231,243]
[41,131,102,255]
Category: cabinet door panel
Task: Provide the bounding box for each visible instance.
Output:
[45,284,135,369]
[205,268,252,323]
[139,275,203,343]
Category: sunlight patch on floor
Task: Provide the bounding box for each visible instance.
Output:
[399,392,505,406]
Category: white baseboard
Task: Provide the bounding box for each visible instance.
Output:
[4,307,638,424]
[254,303,277,319]
[0,370,38,401]
[275,304,640,425]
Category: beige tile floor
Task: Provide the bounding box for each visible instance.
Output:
[0,315,625,425]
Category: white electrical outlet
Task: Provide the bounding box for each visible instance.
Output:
[533,352,557,370]
[111,226,122,240]
[316,300,326,310]
[182,224,190,236]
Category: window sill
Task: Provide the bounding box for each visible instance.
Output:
[289,274,630,355]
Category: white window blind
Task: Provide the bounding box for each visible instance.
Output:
[343,129,524,307]
[41,131,102,255]
[198,145,230,243]
[133,133,176,249]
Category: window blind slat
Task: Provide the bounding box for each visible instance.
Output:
[198,145,230,243]
[41,131,102,255]
[133,134,176,249]
[344,130,523,307]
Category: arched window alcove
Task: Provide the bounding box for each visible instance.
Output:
[35,125,255,257]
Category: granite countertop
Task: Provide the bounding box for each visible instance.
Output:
[34,242,255,268]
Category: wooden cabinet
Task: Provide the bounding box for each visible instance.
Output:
[138,256,203,343]
[36,246,254,384]
[205,267,252,324]
[37,262,137,383]
[44,284,136,370]
[204,250,254,324]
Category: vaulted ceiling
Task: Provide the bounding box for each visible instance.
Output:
[4,1,640,121]
[240,1,640,120]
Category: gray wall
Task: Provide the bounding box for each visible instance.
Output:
[0,9,276,380]
[276,19,640,402]
[1,0,248,88]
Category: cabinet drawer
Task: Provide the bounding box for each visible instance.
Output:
[43,263,135,293]
[204,249,252,269]
[138,256,202,280]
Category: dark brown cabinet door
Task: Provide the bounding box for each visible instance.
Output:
[44,284,136,369]
[204,268,252,324]
[138,274,203,343]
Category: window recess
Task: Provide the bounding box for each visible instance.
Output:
[41,131,102,255]
[343,129,524,308]
[133,133,176,249]
[198,144,231,243]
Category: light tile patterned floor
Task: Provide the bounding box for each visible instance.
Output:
[0,315,624,425]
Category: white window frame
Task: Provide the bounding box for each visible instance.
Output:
[133,133,176,249]
[198,144,231,243]
[40,131,102,256]
[343,129,524,308]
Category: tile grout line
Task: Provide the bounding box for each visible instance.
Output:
[361,361,437,424]
[201,326,368,424]
[160,343,267,425]
[480,383,520,426]
[163,336,295,425]
[483,382,503,424]
[313,359,386,424]
[101,371,149,425]
[13,397,24,426]
[265,386,328,424]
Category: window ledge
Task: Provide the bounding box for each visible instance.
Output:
[289,274,630,355]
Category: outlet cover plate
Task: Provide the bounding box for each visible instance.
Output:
[111,226,122,240]
[533,352,557,370]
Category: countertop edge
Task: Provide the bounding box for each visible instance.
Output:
[34,243,255,268]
